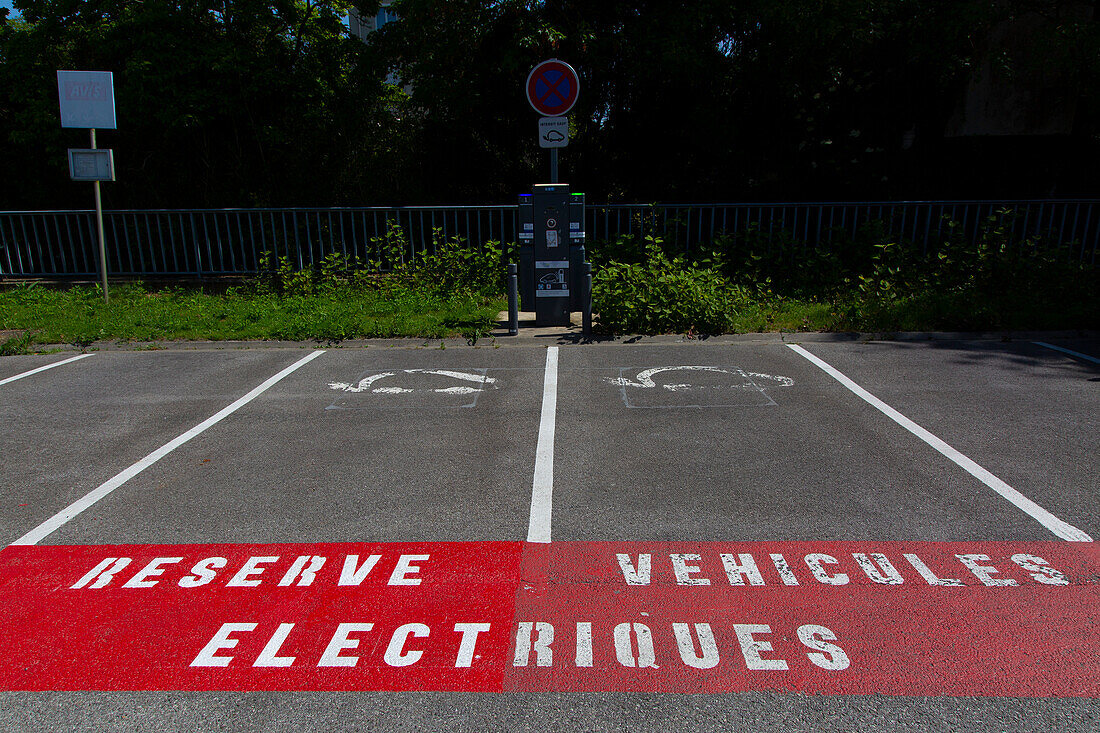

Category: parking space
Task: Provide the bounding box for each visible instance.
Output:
[507,341,1098,702]
[0,338,1097,729]
[28,349,547,545]
[798,339,1099,542]
[9,340,1092,550]
[551,343,1068,542]
[0,352,91,384]
[0,350,296,546]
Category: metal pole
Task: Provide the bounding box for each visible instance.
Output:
[507,263,519,336]
[91,128,109,303]
[572,244,585,311]
[582,261,592,336]
[550,149,558,184]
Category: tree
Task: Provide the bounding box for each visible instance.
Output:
[2,1,1095,208]
[0,0,412,208]
[374,0,1098,201]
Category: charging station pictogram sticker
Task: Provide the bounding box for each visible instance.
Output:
[0,541,1097,695]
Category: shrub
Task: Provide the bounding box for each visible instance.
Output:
[251,224,510,303]
[408,229,511,299]
[586,208,1098,334]
[593,236,745,335]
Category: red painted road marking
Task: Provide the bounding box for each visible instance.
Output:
[0,542,1096,695]
[0,542,521,692]
[508,542,1100,697]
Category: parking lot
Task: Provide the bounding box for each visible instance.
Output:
[0,335,1097,731]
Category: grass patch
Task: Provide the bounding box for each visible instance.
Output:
[3,211,1095,344]
[0,228,511,347]
[726,299,837,334]
[0,282,504,346]
[0,330,33,355]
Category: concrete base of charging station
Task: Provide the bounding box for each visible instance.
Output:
[493,310,587,340]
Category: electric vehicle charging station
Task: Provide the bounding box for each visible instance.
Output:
[517,184,588,327]
[507,60,591,333]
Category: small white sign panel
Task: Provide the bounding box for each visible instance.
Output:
[68,149,115,181]
[57,71,117,129]
[538,116,569,148]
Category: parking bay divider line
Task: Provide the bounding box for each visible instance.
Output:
[787,343,1093,543]
[9,350,327,547]
[526,346,559,544]
[1034,341,1100,365]
[0,353,93,387]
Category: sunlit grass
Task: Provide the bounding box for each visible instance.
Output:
[0,282,505,348]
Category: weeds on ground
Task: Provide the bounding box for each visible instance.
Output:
[0,226,509,346]
[4,212,1093,343]
[590,209,1099,335]
[593,236,748,335]
[0,330,33,355]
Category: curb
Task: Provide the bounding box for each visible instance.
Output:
[9,329,1098,354]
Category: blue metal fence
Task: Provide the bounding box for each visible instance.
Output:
[1,200,1096,278]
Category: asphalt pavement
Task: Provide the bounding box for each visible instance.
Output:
[0,333,1096,731]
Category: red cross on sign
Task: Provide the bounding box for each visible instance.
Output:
[526,59,580,117]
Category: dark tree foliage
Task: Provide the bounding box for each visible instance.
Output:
[373,0,1099,201]
[1,0,1097,208]
[0,0,413,208]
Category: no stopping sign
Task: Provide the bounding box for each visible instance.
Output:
[526,59,580,117]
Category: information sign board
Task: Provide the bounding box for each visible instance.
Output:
[68,149,116,182]
[57,70,117,129]
[538,117,569,148]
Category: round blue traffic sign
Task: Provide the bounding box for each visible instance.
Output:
[526,59,580,117]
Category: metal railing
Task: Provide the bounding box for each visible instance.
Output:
[1,200,1096,278]
[588,200,1100,261]
[0,206,518,278]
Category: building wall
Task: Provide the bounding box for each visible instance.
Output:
[347,2,398,43]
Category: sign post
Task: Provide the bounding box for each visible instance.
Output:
[526,59,579,183]
[519,60,589,329]
[58,70,116,302]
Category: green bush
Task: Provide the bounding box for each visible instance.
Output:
[408,230,512,299]
[251,223,510,302]
[585,209,1098,335]
[593,236,746,335]
[832,210,1100,331]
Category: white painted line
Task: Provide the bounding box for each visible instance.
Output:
[608,366,794,390]
[0,353,93,387]
[609,365,792,409]
[527,346,559,544]
[787,343,1093,543]
[1034,341,1100,365]
[330,369,497,394]
[419,369,495,384]
[10,350,327,547]
[330,372,395,392]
